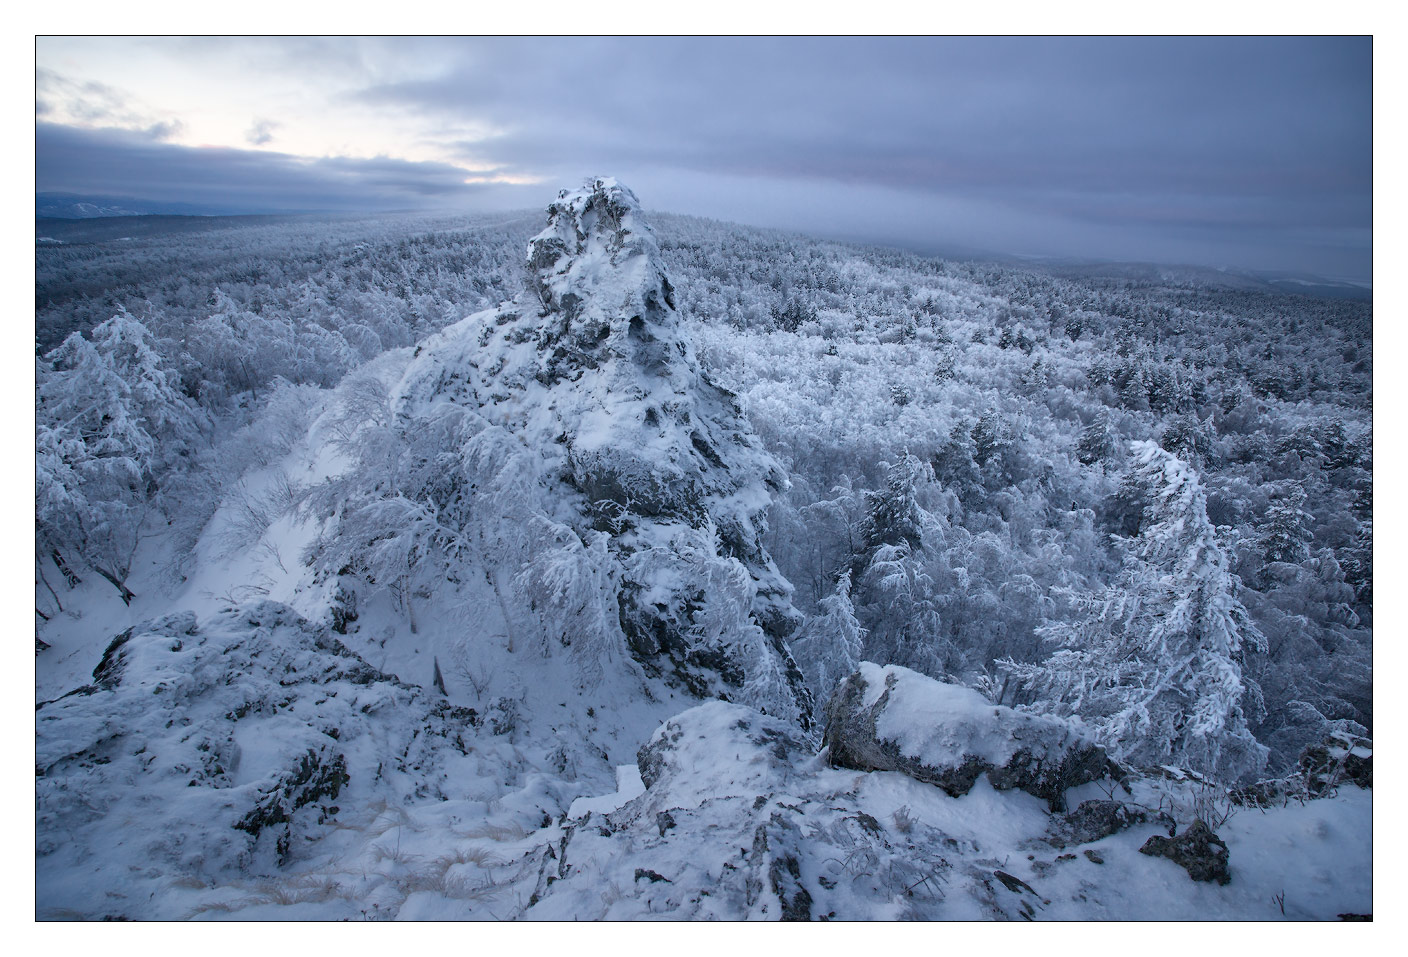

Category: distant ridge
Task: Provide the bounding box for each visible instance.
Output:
[36,192,296,219]
[36,193,1370,302]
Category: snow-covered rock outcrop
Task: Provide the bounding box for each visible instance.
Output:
[35,611,1372,919]
[35,603,532,919]
[392,178,809,721]
[515,698,1371,920]
[823,663,1121,810]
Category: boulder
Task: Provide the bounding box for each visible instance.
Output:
[1139,820,1231,885]
[1231,729,1373,807]
[637,700,808,798]
[823,663,1120,811]
[1301,730,1372,793]
[1050,799,1174,848]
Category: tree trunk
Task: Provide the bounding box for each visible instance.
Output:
[404,580,419,635]
[51,549,82,588]
[37,559,64,613]
[92,565,136,605]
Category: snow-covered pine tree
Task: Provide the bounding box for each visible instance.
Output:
[1258,481,1314,569]
[850,453,950,675]
[856,450,932,560]
[789,569,866,706]
[36,312,204,604]
[1003,441,1268,782]
[1159,413,1215,469]
[1076,410,1117,466]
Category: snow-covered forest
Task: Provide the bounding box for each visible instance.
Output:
[36,179,1371,920]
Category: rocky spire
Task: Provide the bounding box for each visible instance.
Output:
[395,177,812,724]
[522,177,682,390]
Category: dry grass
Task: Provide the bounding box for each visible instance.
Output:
[183,875,350,916]
[366,800,416,836]
[370,840,424,869]
[434,845,505,870]
[397,869,503,902]
[166,874,212,890]
[453,820,527,842]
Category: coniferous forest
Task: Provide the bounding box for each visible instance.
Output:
[36,180,1371,920]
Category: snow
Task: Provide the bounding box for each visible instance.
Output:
[855,662,1095,773]
[567,764,646,819]
[34,179,1373,921]
[522,700,1372,921]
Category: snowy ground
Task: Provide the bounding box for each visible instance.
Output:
[33,181,1374,922]
[36,584,1372,920]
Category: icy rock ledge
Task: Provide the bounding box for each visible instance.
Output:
[822,663,1121,811]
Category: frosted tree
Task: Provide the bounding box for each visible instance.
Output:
[669,520,804,724]
[1159,414,1215,468]
[1076,410,1117,466]
[36,313,204,604]
[788,570,866,706]
[1004,441,1268,782]
[850,453,950,675]
[856,451,933,561]
[513,518,630,688]
[1258,482,1314,570]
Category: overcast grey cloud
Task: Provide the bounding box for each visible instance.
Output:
[36,122,525,214]
[35,37,1372,280]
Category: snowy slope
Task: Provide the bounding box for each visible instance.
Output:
[37,615,1371,920]
[34,179,1372,921]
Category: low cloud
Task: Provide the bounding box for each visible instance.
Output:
[37,68,184,140]
[34,38,1372,279]
[245,118,279,146]
[351,38,1371,278]
[36,122,534,214]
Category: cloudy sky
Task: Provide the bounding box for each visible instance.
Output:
[36,36,1372,281]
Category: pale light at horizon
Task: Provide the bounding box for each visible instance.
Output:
[35,36,1373,281]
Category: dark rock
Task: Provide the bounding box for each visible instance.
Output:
[634,868,671,883]
[823,664,1122,811]
[1083,849,1104,864]
[1232,730,1373,807]
[329,583,358,634]
[1051,799,1175,848]
[1139,820,1231,885]
[749,812,813,921]
[993,870,1039,896]
[234,745,349,864]
[1300,731,1372,792]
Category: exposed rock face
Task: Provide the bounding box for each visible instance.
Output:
[1139,821,1232,885]
[36,602,486,915]
[1231,729,1373,807]
[395,177,809,721]
[823,663,1121,811]
[1048,800,1175,848]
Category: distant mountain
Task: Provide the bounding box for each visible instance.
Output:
[36,193,276,219]
[1017,257,1371,302]
[36,213,310,245]
[1257,273,1374,301]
